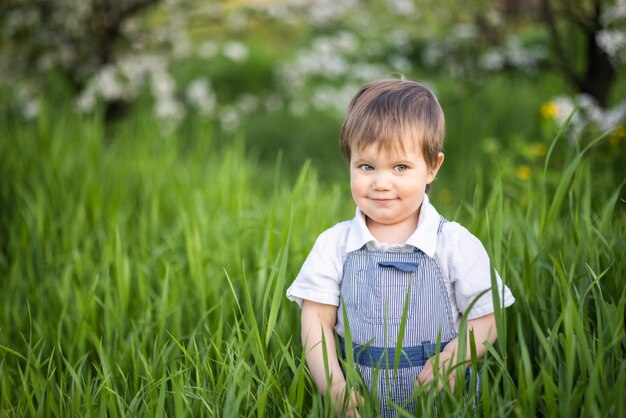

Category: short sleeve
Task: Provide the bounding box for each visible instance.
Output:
[444,223,515,319]
[285,223,348,308]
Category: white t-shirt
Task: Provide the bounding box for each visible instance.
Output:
[286,195,515,327]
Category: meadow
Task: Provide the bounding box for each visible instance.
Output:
[1,75,625,417]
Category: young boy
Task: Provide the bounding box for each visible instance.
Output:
[286,79,515,417]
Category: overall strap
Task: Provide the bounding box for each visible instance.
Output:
[338,335,449,369]
[437,215,448,234]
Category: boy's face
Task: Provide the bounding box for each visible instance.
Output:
[350,138,443,236]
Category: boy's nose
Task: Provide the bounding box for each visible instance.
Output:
[372,172,392,190]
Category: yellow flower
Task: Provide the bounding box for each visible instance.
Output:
[516,165,531,180]
[540,102,558,119]
[609,124,625,146]
[530,142,547,158]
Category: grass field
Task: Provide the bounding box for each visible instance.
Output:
[1,86,625,417]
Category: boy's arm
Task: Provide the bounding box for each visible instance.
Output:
[416,312,497,391]
[301,300,361,416]
[301,300,343,391]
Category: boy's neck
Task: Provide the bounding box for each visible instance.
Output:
[365,209,421,245]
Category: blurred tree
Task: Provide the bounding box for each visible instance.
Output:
[2,0,623,128]
[538,0,622,107]
[0,0,161,91]
[463,0,625,107]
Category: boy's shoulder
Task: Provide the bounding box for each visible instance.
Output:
[439,219,464,234]
[437,219,489,255]
[316,219,353,242]
[307,219,354,262]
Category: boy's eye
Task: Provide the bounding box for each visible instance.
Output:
[394,164,408,172]
[359,164,374,171]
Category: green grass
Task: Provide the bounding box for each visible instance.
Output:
[0,93,624,417]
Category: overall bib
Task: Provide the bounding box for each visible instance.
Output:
[335,217,461,416]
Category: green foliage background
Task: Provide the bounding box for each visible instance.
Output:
[1,78,625,416]
[1,1,625,416]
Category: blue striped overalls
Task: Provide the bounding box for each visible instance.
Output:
[335,217,460,416]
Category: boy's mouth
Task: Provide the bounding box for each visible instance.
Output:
[370,197,396,204]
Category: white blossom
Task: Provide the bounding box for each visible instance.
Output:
[151,71,176,98]
[235,93,259,114]
[351,63,387,82]
[75,54,182,122]
[334,31,359,52]
[170,30,192,59]
[199,41,219,59]
[303,0,358,24]
[199,3,224,19]
[264,93,284,113]
[76,87,96,113]
[479,50,505,71]
[552,96,577,125]
[503,37,546,71]
[17,86,39,119]
[96,66,125,100]
[155,96,184,121]
[389,30,412,52]
[452,24,477,41]
[485,10,505,28]
[310,87,335,111]
[551,94,626,143]
[552,95,584,142]
[389,0,416,16]
[389,55,412,73]
[422,44,447,67]
[578,94,626,132]
[186,79,217,116]
[597,29,626,62]
[219,105,240,132]
[601,0,626,26]
[477,37,547,73]
[222,41,249,62]
[121,17,140,35]
[228,11,249,31]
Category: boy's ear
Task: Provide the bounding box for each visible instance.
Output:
[427,152,445,183]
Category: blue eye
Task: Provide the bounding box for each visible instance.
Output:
[394,164,408,172]
[359,164,374,171]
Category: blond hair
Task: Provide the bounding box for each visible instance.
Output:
[340,79,445,170]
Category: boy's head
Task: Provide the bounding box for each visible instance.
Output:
[340,79,445,173]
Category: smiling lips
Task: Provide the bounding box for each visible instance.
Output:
[370,197,397,204]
